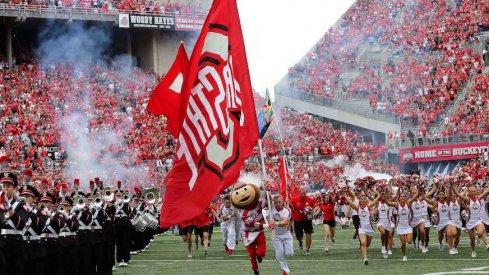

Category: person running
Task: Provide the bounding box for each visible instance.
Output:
[410,186,428,253]
[386,189,419,262]
[289,187,316,255]
[345,189,381,265]
[270,195,293,275]
[376,191,391,258]
[425,187,457,255]
[448,188,463,254]
[452,185,489,257]
[219,195,236,254]
[315,191,336,252]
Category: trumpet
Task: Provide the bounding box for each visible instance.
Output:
[103,187,114,202]
[38,202,48,211]
[142,188,159,205]
[122,192,131,203]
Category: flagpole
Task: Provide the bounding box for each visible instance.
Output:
[258,139,273,224]
[273,116,291,201]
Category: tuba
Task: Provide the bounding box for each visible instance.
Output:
[38,202,48,211]
[103,187,114,202]
[58,204,66,213]
[142,188,159,205]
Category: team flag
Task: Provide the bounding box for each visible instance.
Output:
[160,0,260,227]
[257,88,274,138]
[147,42,189,138]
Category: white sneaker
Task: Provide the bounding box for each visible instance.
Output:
[472,251,477,258]
[324,247,329,252]
[388,250,392,255]
[383,252,388,259]
[188,253,192,259]
[449,248,455,255]
[439,243,443,251]
[425,246,429,252]
[381,247,386,254]
[454,248,458,254]
[402,256,407,262]
[118,261,125,267]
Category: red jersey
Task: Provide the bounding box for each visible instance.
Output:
[289,195,316,222]
[319,201,335,221]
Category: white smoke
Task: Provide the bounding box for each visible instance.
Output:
[344,163,392,181]
[323,155,347,168]
[36,22,153,191]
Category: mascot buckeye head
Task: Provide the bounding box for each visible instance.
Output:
[230,182,261,210]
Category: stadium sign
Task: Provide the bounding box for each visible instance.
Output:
[399,141,489,163]
[174,16,204,31]
[118,14,175,30]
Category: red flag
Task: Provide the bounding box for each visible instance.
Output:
[147,43,189,137]
[160,0,260,227]
[278,156,288,199]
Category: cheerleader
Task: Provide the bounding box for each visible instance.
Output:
[385,189,419,262]
[424,187,457,254]
[345,190,381,265]
[315,192,337,252]
[448,188,463,254]
[477,186,489,238]
[410,186,428,253]
[452,186,489,257]
[375,192,391,258]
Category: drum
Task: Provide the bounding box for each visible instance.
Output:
[131,214,148,232]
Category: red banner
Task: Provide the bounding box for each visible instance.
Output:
[160,0,259,228]
[175,15,205,31]
[399,141,489,163]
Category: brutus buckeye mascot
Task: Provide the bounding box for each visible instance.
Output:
[231,182,273,275]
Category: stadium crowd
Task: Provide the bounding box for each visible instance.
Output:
[288,0,489,134]
[0,0,207,15]
[0,61,398,193]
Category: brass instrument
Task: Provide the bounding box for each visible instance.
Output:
[93,194,103,208]
[38,202,48,211]
[122,192,131,203]
[142,188,159,205]
[58,204,66,213]
[73,195,86,208]
[103,187,114,202]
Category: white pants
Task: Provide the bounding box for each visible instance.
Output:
[221,221,236,250]
[273,233,293,274]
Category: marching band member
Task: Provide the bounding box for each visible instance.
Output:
[271,194,293,275]
[20,183,46,274]
[58,196,80,275]
[218,194,236,255]
[72,190,94,274]
[114,188,132,267]
[40,190,66,275]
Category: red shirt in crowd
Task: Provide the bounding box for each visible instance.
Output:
[289,195,316,222]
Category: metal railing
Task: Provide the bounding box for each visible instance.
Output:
[0,3,207,18]
[387,133,489,149]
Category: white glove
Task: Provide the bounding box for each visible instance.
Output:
[3,193,11,210]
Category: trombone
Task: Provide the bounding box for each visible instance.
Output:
[142,188,159,205]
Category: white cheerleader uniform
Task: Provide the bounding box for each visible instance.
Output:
[421,200,431,228]
[397,203,413,235]
[410,199,426,228]
[376,201,391,231]
[466,198,483,230]
[390,206,397,228]
[449,200,462,229]
[358,205,374,236]
[479,199,489,225]
[436,201,453,232]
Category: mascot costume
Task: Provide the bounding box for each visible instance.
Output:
[231,182,273,275]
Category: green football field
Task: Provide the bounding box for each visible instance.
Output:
[114,225,489,275]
